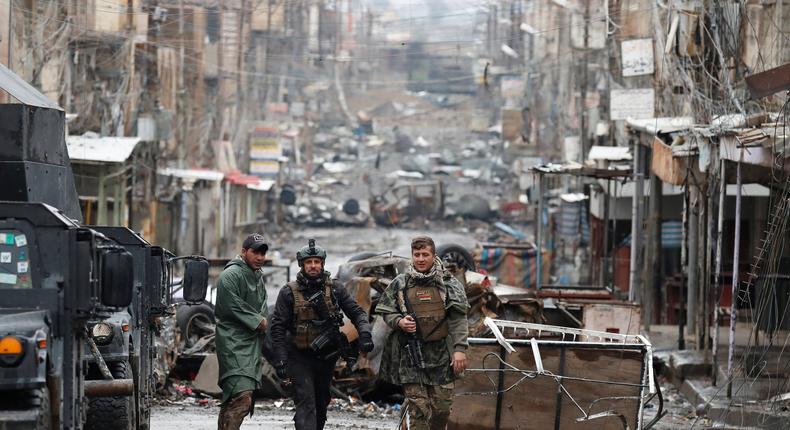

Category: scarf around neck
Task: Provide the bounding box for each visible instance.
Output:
[407,256,446,284]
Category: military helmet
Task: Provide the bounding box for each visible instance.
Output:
[296,239,327,267]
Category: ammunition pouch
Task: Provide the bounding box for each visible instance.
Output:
[289,282,339,350]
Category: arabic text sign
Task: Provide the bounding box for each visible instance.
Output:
[610,88,655,120]
[621,38,654,77]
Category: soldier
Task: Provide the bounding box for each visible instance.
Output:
[270,239,374,430]
[377,235,470,430]
[215,233,270,430]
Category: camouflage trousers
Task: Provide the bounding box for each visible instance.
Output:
[403,382,454,430]
[217,390,253,430]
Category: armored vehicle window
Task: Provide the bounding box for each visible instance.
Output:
[0,230,32,289]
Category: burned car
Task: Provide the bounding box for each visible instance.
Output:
[330,245,544,399]
[369,181,445,226]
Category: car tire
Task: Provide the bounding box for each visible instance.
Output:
[437,243,475,271]
[176,303,215,348]
[85,361,136,430]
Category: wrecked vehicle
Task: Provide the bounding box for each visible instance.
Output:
[448,318,663,430]
[330,246,545,399]
[289,196,369,227]
[370,181,445,226]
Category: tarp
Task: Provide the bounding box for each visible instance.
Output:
[476,245,548,289]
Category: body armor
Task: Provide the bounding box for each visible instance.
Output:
[402,282,448,342]
[289,281,340,349]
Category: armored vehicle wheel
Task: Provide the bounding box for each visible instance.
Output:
[85,361,136,430]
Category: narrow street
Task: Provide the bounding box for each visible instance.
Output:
[0,1,789,429]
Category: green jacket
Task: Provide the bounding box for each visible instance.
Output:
[214,256,267,401]
[376,271,469,386]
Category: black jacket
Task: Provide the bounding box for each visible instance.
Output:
[269,277,372,364]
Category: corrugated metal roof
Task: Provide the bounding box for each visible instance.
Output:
[588,145,632,161]
[225,172,262,186]
[626,117,695,135]
[158,167,224,182]
[67,135,141,163]
[0,62,61,110]
[247,180,275,192]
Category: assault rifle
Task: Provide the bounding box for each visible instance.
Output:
[403,313,427,370]
[305,289,357,368]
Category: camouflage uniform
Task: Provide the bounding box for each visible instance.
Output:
[376,264,469,430]
[217,391,253,430]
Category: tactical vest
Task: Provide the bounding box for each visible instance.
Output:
[403,281,448,342]
[289,281,340,349]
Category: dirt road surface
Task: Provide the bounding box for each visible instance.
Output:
[151,403,399,429]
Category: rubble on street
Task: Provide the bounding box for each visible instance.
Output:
[2,1,789,429]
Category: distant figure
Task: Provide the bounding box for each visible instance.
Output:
[376,235,470,430]
[215,234,269,430]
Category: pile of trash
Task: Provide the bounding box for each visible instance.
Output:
[156,381,219,408]
[326,397,400,419]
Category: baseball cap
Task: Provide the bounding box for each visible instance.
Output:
[242,233,269,252]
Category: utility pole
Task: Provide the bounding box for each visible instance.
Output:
[629,135,644,302]
[712,159,726,385]
[580,0,589,163]
[727,151,743,398]
[177,0,185,168]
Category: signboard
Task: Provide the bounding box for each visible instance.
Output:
[610,88,654,120]
[250,159,280,176]
[249,124,282,177]
[621,38,654,77]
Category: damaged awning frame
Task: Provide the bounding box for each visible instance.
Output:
[531,163,633,179]
[451,318,663,430]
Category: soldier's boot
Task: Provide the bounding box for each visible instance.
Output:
[217,391,253,430]
[429,383,454,430]
[404,384,431,430]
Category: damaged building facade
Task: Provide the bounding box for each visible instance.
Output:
[1,0,790,428]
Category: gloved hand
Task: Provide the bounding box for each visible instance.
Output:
[358,331,374,353]
[274,361,288,380]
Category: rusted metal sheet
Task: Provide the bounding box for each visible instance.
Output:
[502,108,525,142]
[651,137,688,185]
[448,320,658,430]
[745,63,790,100]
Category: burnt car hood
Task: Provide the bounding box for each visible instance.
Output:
[0,310,49,337]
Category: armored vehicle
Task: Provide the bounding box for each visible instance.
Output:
[0,64,207,429]
[83,227,207,430]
